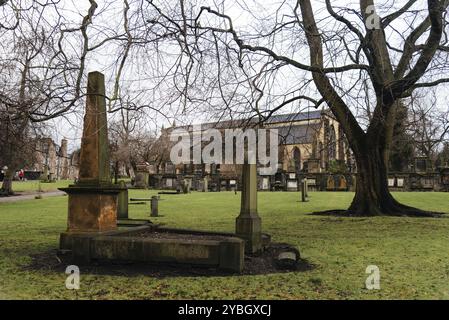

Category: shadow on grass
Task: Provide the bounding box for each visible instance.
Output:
[308,209,446,218]
[22,247,316,278]
[308,210,358,217]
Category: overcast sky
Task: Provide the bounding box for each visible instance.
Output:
[43,0,449,153]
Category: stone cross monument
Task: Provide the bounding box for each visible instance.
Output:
[60,71,120,233]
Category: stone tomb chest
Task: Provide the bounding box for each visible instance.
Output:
[61,225,244,272]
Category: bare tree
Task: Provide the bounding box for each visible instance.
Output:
[0,0,173,194]
[409,92,449,160]
[109,106,146,181]
[0,0,98,194]
[115,0,448,216]
[2,0,449,218]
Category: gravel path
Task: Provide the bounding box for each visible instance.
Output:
[0,191,66,203]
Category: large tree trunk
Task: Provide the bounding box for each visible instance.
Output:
[1,168,15,195]
[299,0,445,218]
[348,146,435,217]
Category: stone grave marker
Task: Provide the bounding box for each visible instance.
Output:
[326,175,335,191]
[117,180,128,219]
[301,179,308,202]
[151,195,159,217]
[59,71,120,233]
[135,163,149,189]
[236,163,262,253]
[203,176,208,192]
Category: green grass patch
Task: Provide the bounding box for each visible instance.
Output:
[11,180,73,193]
[0,190,449,299]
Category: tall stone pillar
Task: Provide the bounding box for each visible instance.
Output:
[236,163,262,253]
[117,180,128,219]
[78,72,111,186]
[59,71,120,233]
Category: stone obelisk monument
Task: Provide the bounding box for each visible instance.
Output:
[60,71,120,233]
[236,162,262,253]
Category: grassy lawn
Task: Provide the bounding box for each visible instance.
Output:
[10,180,73,193]
[1,190,449,299]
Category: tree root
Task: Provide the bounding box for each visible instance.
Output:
[311,207,444,218]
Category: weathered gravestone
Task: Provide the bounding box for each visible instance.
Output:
[326,175,335,191]
[306,159,320,173]
[59,71,120,233]
[300,179,308,202]
[274,246,301,270]
[135,163,149,189]
[182,179,190,193]
[236,163,262,254]
[151,195,159,217]
[203,176,208,192]
[304,178,309,198]
[286,173,298,191]
[388,178,395,187]
[117,180,128,219]
[337,175,347,191]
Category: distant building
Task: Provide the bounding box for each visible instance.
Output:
[143,109,355,191]
[25,138,79,180]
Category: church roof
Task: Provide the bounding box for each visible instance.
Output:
[165,109,325,132]
[265,110,322,124]
[277,122,321,145]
